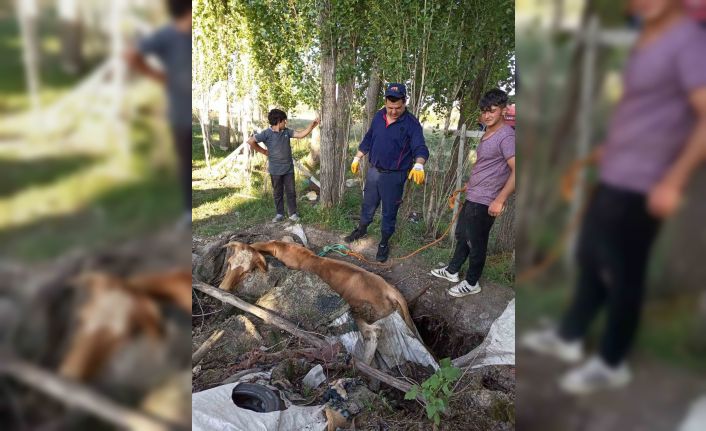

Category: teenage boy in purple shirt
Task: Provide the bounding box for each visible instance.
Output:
[430,89,516,297]
[522,0,706,394]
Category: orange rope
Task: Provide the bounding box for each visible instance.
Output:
[516,156,597,284]
[340,188,466,267]
[343,154,595,285]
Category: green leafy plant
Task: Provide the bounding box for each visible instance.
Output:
[405,358,461,426]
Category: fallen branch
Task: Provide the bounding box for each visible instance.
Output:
[213,142,248,171]
[193,281,327,349]
[351,359,413,393]
[0,356,177,431]
[293,159,321,188]
[193,281,418,398]
[192,329,225,364]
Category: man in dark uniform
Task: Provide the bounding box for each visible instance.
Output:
[344,83,429,262]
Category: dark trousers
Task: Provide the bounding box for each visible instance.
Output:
[359,167,407,242]
[447,200,496,285]
[172,126,193,212]
[559,183,661,366]
[270,172,297,216]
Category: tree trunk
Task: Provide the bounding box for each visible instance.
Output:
[16,0,41,115]
[199,93,211,170]
[318,1,339,207]
[364,67,381,130]
[58,0,83,74]
[218,88,230,150]
[360,66,381,187]
[489,194,516,254]
[334,77,354,200]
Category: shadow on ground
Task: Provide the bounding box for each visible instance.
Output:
[0,172,181,261]
[0,154,98,198]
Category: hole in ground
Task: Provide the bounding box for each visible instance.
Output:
[413,315,483,360]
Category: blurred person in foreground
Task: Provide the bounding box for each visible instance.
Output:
[126,0,192,225]
[430,89,515,297]
[522,0,706,394]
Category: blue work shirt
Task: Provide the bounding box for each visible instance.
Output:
[359,108,429,171]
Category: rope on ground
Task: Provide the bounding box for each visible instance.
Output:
[317,244,350,257]
[326,167,591,286]
[318,188,467,267]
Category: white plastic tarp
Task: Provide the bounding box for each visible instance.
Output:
[327,311,439,370]
[192,383,327,431]
[453,299,515,369]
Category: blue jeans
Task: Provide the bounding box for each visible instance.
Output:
[359,167,407,240]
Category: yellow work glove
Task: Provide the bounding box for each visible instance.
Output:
[408,163,425,185]
[351,156,360,174]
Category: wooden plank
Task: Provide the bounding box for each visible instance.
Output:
[192,329,225,364]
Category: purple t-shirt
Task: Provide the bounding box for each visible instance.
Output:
[466,124,515,206]
[600,18,706,193]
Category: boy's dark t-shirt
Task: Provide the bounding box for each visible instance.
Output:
[254,128,295,175]
[138,24,191,130]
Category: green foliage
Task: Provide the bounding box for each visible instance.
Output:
[193,0,515,123]
[404,358,461,426]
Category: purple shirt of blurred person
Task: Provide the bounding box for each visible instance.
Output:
[600,18,706,193]
[466,124,515,205]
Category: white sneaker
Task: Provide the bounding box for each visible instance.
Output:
[272,214,285,222]
[430,266,460,282]
[559,357,631,395]
[448,280,481,297]
[520,327,584,363]
[288,213,300,222]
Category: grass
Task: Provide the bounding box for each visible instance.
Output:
[191,119,514,286]
[0,4,182,261]
[0,115,182,261]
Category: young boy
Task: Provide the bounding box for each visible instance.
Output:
[126,0,192,225]
[430,88,516,297]
[247,109,319,222]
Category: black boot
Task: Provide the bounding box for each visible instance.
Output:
[376,232,392,262]
[344,225,367,243]
[376,242,390,262]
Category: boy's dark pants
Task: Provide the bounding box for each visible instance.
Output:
[270,172,297,216]
[559,183,661,366]
[447,200,496,285]
[173,126,193,212]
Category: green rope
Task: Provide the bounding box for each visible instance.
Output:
[318,244,350,257]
